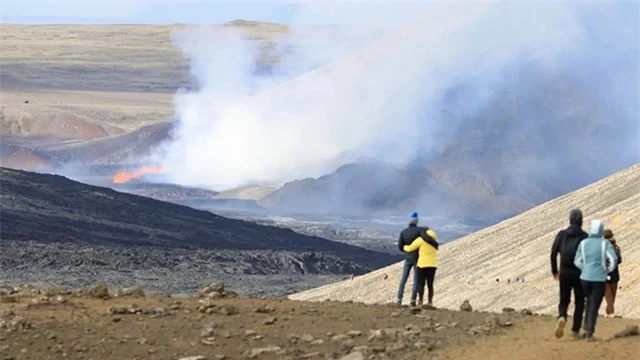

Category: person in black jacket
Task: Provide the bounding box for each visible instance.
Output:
[550,208,589,338]
[396,211,438,306]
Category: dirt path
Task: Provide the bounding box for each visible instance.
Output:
[0,284,637,360]
[445,315,639,360]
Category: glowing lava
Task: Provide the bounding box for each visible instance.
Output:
[112,165,164,184]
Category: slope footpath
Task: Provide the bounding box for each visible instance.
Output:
[290,163,640,319]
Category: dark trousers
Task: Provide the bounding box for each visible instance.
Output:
[412,267,437,304]
[397,258,416,301]
[582,281,606,336]
[558,272,585,333]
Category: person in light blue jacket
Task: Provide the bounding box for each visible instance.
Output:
[573,219,618,341]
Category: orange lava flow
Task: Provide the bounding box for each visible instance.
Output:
[112,165,164,184]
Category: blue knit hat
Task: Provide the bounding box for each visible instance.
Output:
[410,211,418,224]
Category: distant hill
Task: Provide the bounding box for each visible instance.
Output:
[290,163,640,319]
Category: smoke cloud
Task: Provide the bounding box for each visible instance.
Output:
[151,1,639,192]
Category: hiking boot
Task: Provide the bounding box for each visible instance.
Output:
[555,317,567,338]
[585,334,597,342]
[396,299,402,306]
[409,301,416,307]
[571,331,585,339]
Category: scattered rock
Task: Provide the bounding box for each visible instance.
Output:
[414,341,435,350]
[331,334,349,342]
[108,306,128,315]
[301,352,322,359]
[115,286,145,298]
[339,352,364,360]
[168,301,182,310]
[385,343,406,352]
[254,306,275,314]
[152,307,166,317]
[368,329,384,342]
[613,325,639,338]
[200,283,224,297]
[86,283,109,299]
[246,345,282,358]
[263,317,277,325]
[218,305,238,316]
[352,345,368,353]
[347,330,362,337]
[73,344,87,352]
[178,356,207,360]
[460,300,472,312]
[310,339,324,345]
[200,337,216,346]
[286,334,300,344]
[520,308,533,315]
[467,325,489,335]
[201,322,219,337]
[502,307,516,313]
[197,300,217,314]
[300,334,314,343]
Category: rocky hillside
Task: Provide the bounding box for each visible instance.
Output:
[0,167,398,296]
[290,163,640,319]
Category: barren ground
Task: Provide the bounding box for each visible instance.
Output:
[1,285,637,360]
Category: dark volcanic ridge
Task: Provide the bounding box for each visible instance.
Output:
[0,167,399,295]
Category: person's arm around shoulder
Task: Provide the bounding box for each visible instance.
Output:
[421,228,439,250]
[404,237,424,253]
[550,231,563,279]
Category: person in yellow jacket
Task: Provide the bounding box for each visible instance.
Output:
[403,228,439,307]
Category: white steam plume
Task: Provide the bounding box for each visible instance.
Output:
[151,1,636,191]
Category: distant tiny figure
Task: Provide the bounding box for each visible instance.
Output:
[383,274,388,281]
[496,278,499,283]
[507,279,511,285]
[603,229,622,316]
[350,274,355,280]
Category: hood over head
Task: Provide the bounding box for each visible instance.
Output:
[589,219,605,237]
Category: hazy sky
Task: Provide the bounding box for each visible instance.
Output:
[0,0,433,26]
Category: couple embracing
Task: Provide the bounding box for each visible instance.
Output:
[396,212,439,307]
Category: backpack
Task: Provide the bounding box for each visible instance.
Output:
[559,231,582,268]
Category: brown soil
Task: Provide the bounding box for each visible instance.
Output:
[0,286,638,360]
